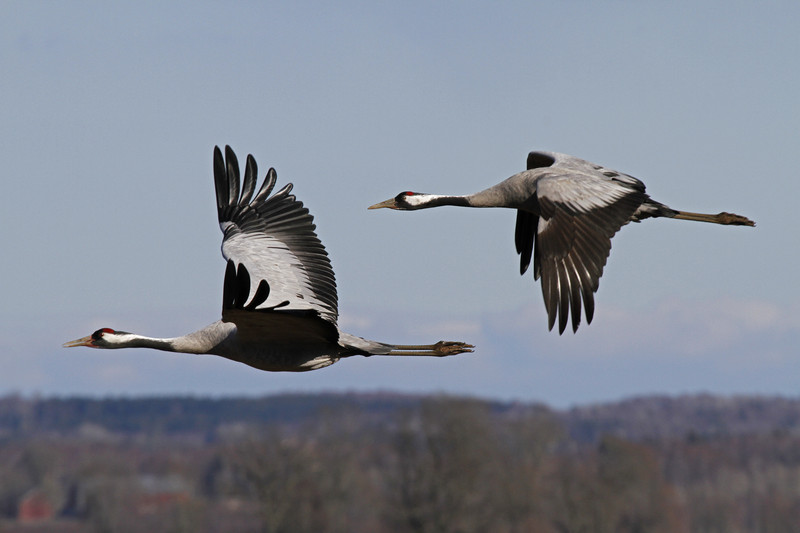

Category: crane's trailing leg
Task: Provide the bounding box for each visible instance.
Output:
[673,210,755,226]
[387,341,474,357]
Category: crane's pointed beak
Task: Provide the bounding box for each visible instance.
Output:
[63,335,94,348]
[368,198,398,210]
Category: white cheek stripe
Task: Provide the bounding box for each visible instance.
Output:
[405,194,439,207]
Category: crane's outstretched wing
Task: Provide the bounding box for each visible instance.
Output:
[214,145,338,325]
[516,152,646,334]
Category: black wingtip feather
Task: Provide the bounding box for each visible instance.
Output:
[545,263,558,332]
[515,210,535,276]
[585,299,595,325]
[244,280,271,310]
[556,261,570,335]
[252,167,278,204]
[234,263,250,308]
[571,252,596,326]
[240,155,258,207]
[225,146,240,210]
[214,146,228,213]
[565,257,582,333]
[222,259,236,310]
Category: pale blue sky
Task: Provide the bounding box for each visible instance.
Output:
[2,1,797,407]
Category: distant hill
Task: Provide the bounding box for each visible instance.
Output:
[560,394,800,443]
[1,392,799,443]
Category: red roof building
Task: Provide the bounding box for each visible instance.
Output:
[17,489,55,522]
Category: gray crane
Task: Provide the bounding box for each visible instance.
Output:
[64,146,473,371]
[369,151,755,335]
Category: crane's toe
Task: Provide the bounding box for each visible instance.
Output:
[717,212,756,226]
[433,341,475,356]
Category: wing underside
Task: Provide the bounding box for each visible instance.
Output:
[517,157,647,333]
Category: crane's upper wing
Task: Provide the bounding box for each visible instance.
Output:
[214,145,338,325]
[517,152,646,334]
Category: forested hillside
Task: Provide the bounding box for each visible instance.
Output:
[1,393,799,532]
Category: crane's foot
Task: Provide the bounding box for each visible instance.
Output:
[432,341,475,356]
[716,212,755,226]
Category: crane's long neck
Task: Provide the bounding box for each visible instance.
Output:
[100,333,181,352]
[412,193,516,209]
[106,323,234,354]
[415,186,523,209]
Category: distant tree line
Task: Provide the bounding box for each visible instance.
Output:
[1,393,799,532]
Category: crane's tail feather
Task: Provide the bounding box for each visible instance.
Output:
[673,210,755,226]
[387,341,474,357]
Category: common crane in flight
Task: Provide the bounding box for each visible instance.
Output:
[369,151,755,335]
[64,146,473,370]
